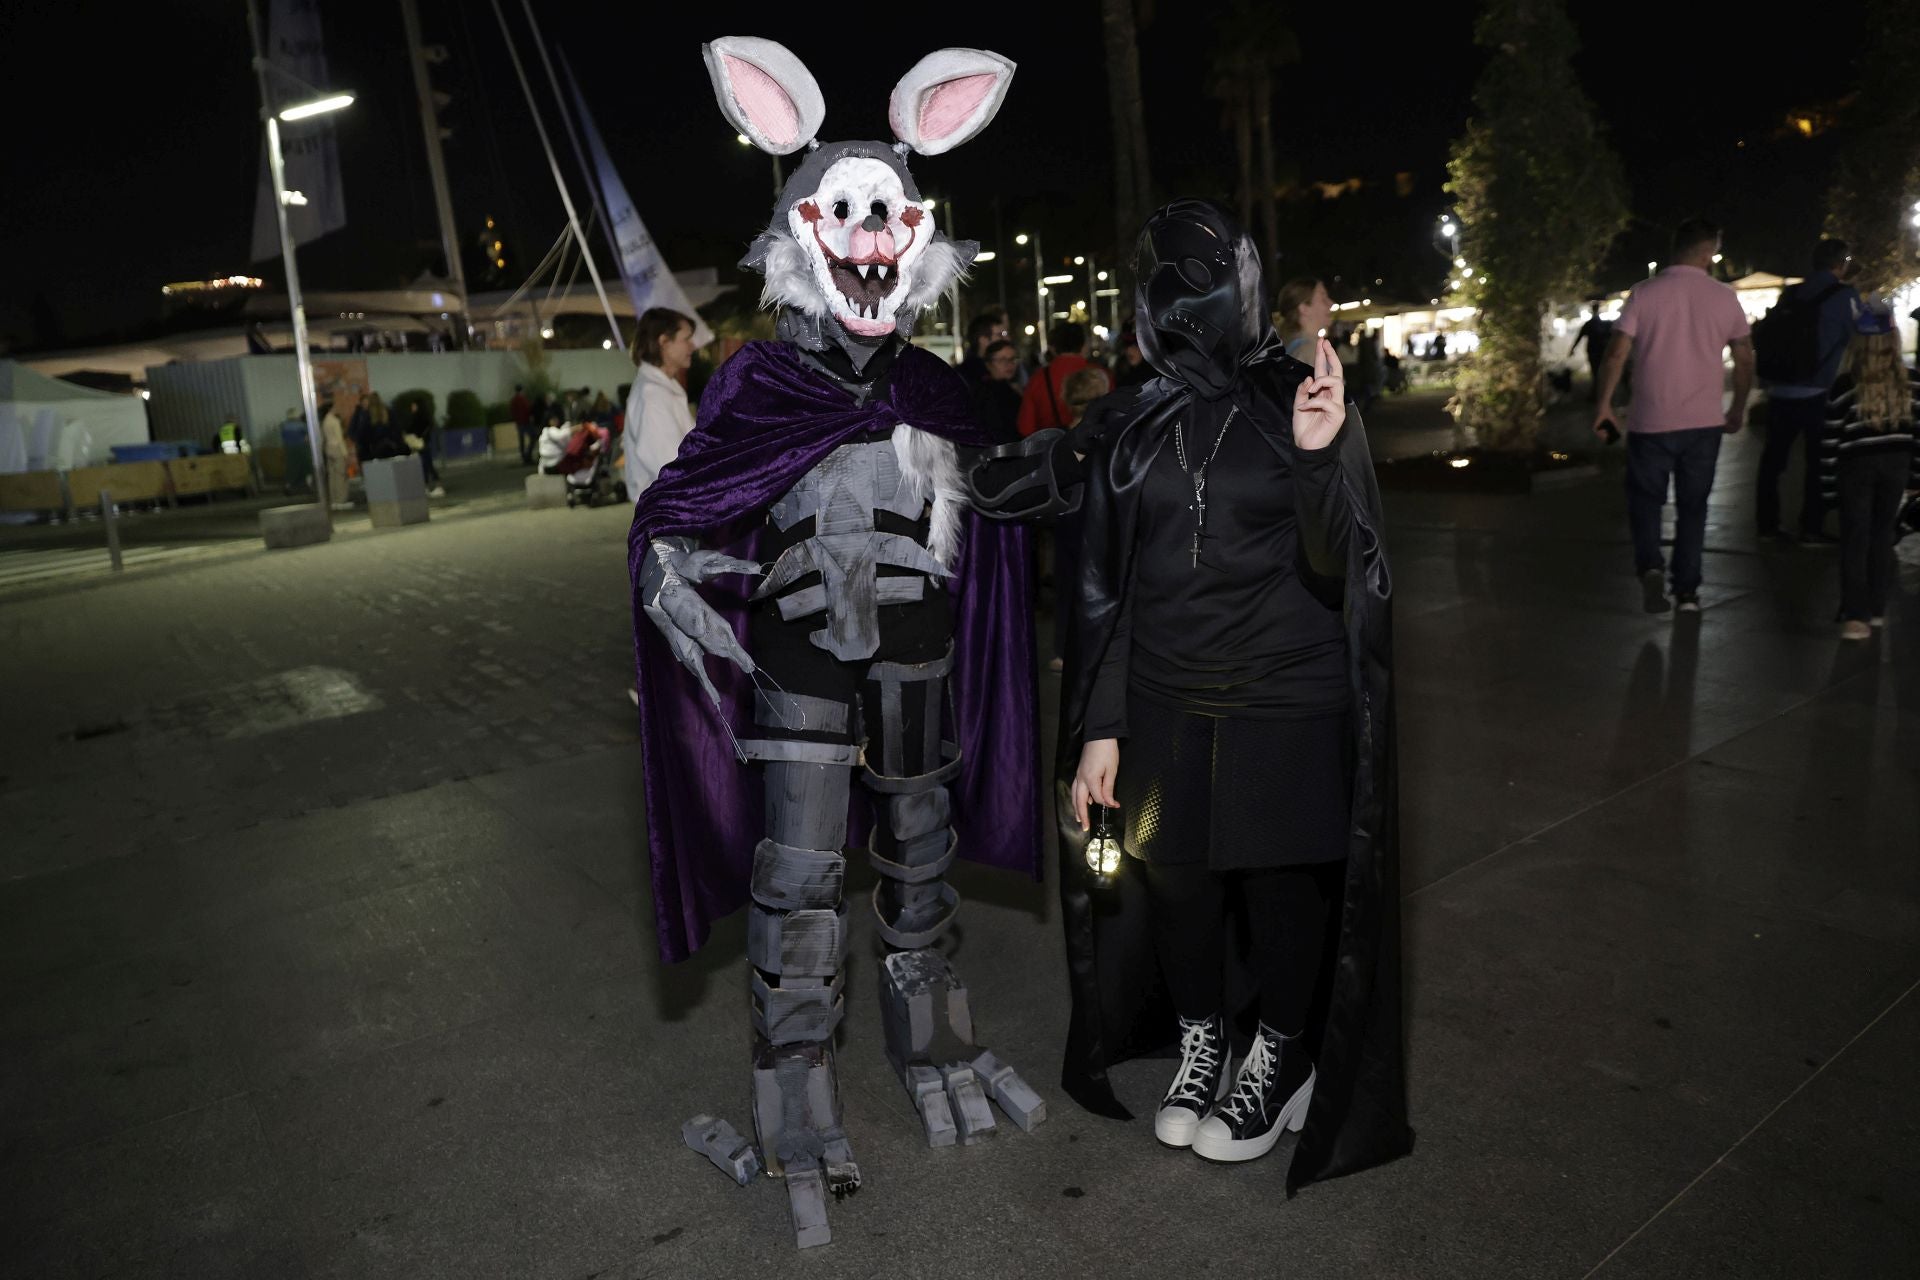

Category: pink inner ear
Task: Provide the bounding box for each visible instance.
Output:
[918,73,997,144]
[724,54,799,146]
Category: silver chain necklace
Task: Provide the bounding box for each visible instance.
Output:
[1172,405,1238,567]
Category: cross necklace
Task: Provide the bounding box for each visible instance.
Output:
[1171,405,1239,567]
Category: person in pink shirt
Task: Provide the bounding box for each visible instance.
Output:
[1592,218,1755,614]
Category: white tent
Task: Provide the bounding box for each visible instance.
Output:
[0,361,149,471]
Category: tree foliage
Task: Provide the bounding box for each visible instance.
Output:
[1825,0,1920,295]
[1445,0,1628,451]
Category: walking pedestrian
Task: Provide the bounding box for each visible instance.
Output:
[1568,300,1614,401]
[1822,305,1920,639]
[319,399,352,510]
[1593,218,1754,614]
[1275,277,1332,360]
[621,308,698,501]
[1755,238,1858,544]
[410,396,445,497]
[511,383,535,465]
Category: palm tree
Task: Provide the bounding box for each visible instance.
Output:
[1209,2,1299,268]
[1101,0,1155,269]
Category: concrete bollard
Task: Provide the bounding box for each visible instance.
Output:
[363,455,430,529]
[98,490,122,571]
[260,503,332,549]
[525,473,568,509]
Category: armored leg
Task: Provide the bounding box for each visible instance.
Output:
[740,697,862,1247]
[862,652,1046,1142]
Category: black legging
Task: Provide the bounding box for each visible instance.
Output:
[1140,860,1340,1037]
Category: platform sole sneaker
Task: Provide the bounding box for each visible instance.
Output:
[1153,1062,1232,1147]
[1192,1067,1313,1163]
[1152,1013,1230,1149]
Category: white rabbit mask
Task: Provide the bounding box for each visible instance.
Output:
[704,38,1015,370]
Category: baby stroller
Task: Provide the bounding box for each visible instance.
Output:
[553,424,621,508]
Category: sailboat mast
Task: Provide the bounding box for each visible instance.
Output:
[398,0,469,346]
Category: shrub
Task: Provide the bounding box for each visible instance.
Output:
[390,389,436,427]
[445,390,485,429]
[482,400,513,425]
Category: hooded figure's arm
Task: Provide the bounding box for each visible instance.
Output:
[963,390,1135,521]
[1290,404,1381,601]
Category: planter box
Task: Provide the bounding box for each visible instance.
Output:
[68,462,170,506]
[439,426,490,462]
[0,470,66,513]
[167,454,255,498]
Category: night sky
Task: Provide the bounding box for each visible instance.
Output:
[2,0,1867,349]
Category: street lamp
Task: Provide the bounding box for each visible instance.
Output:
[1018,231,1046,354]
[738,130,781,195]
[248,0,354,520]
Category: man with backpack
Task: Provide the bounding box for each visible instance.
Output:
[1592,218,1754,615]
[1753,238,1859,543]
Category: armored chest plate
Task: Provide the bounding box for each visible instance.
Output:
[754,438,948,660]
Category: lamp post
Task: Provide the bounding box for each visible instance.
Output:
[737,133,782,198]
[1015,232,1047,355]
[247,0,353,517]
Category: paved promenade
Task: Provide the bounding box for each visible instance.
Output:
[0,419,1913,1278]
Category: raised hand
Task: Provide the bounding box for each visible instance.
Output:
[1292,336,1347,451]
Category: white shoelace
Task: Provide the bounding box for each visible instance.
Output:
[1164,1018,1222,1108]
[1218,1031,1278,1123]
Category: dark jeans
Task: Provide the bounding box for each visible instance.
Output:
[516,422,538,464]
[1837,449,1912,621]
[418,433,440,485]
[1626,426,1723,595]
[1757,394,1827,535]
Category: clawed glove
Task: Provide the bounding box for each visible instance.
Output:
[639,537,763,707]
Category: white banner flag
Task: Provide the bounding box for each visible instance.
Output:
[251,0,347,261]
[565,67,714,347]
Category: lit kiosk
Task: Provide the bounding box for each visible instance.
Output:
[247,0,353,549]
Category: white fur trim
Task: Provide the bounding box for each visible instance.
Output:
[898,237,970,315]
[703,37,825,156]
[893,424,965,570]
[888,48,1016,156]
[753,232,829,319]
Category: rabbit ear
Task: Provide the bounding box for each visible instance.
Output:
[888,48,1015,156]
[702,36,825,155]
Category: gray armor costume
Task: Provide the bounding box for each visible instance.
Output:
[646,37,1038,1250]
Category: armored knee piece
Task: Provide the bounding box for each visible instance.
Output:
[862,653,962,949]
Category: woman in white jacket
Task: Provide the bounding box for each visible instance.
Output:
[621,308,699,501]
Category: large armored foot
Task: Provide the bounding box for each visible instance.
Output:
[878,948,1047,1145]
[749,1039,861,1248]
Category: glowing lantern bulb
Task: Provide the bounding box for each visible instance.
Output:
[1084,806,1122,879]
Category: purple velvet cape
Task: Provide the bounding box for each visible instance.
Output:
[629,340,1041,963]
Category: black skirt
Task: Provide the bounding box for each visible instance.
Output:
[1114,690,1351,870]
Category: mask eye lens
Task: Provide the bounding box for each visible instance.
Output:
[833,200,850,220]
[1178,257,1213,289]
[870,201,888,220]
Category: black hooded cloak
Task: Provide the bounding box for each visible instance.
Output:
[995,200,1412,1191]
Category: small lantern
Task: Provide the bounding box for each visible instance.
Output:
[1084,804,1122,880]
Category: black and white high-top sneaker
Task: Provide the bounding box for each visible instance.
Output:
[1152,1014,1230,1147]
[1192,1022,1314,1163]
